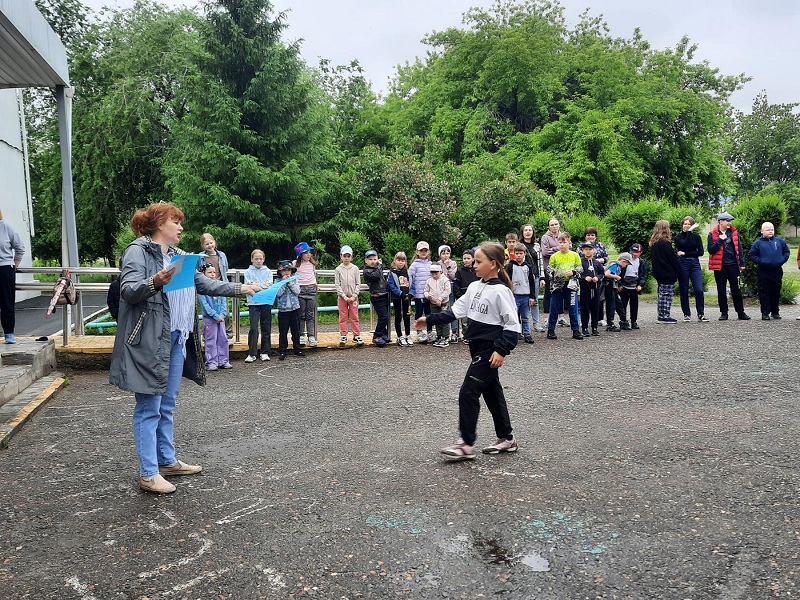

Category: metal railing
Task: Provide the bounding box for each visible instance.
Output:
[16,266,374,347]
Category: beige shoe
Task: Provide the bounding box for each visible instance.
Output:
[139,474,176,494]
[159,460,202,476]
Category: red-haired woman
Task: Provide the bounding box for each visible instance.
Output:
[110,203,259,494]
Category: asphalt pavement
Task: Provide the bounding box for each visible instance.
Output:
[0,302,799,598]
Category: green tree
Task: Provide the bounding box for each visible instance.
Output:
[729,93,800,195]
[29,0,203,263]
[162,0,335,265]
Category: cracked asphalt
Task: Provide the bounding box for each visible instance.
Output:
[0,303,798,599]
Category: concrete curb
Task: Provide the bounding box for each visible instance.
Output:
[0,374,66,449]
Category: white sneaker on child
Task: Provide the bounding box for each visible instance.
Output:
[405,335,414,346]
[244,355,256,363]
[260,353,270,361]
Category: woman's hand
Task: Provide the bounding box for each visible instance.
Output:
[153,268,175,288]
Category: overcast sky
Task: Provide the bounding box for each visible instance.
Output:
[81,0,800,113]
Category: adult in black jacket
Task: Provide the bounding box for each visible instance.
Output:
[649,220,681,324]
[673,216,708,322]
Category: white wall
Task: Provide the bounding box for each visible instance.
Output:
[0,88,38,301]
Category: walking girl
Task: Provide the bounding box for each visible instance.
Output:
[415,242,521,459]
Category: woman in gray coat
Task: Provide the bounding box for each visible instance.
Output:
[110,203,259,494]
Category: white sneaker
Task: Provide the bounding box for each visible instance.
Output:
[405,335,413,346]
[397,336,407,347]
[598,320,606,327]
[417,331,428,343]
[260,353,270,361]
[340,336,347,345]
[353,335,364,345]
[244,355,256,363]
[429,333,438,343]
[308,337,318,347]
[299,335,306,346]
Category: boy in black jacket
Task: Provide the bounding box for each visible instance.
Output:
[578,242,605,336]
[363,249,390,345]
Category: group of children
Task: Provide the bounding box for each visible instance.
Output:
[195,214,799,372]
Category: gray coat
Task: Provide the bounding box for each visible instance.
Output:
[109,237,242,395]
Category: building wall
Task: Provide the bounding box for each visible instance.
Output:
[0,88,38,301]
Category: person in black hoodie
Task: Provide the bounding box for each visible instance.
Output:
[673,216,708,322]
[649,220,682,324]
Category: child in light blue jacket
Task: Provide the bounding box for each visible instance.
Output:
[198,265,231,370]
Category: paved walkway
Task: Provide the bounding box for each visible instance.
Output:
[1,302,799,598]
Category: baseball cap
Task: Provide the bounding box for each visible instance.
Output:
[364,249,378,258]
[416,241,430,251]
[629,243,643,255]
[617,252,633,263]
[579,241,594,249]
[717,211,735,221]
[340,245,353,255]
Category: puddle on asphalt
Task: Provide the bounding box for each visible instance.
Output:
[519,552,550,572]
[445,533,551,572]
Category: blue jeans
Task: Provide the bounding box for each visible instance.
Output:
[133,330,184,477]
[515,294,531,335]
[547,286,580,331]
[678,257,704,317]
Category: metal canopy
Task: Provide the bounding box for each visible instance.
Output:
[0,0,69,88]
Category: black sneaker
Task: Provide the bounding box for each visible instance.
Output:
[619,321,631,330]
[523,335,535,344]
[698,314,709,322]
[278,351,287,361]
[606,324,620,332]
[737,313,751,321]
[762,314,771,320]
[631,321,640,329]
[771,313,782,320]
[718,314,728,321]
[572,330,583,340]
[581,328,590,337]
[546,330,557,340]
[294,349,306,357]
[591,328,599,336]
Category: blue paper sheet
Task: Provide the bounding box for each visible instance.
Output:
[250,275,298,305]
[163,254,204,292]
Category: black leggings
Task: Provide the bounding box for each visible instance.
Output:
[393,296,411,337]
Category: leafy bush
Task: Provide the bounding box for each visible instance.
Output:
[452,165,556,248]
[561,213,608,243]
[780,276,799,305]
[335,231,371,267]
[662,205,708,234]
[605,199,662,258]
[382,228,417,261]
